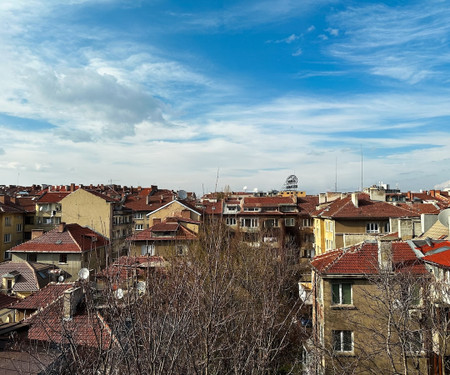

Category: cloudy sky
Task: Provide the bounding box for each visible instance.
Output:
[1,0,450,194]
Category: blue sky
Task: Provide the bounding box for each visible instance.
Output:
[1,0,450,194]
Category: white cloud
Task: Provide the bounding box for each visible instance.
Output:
[292,48,303,56]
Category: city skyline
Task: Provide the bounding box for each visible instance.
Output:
[1,0,450,194]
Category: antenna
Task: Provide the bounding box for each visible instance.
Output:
[360,145,364,191]
[115,288,124,299]
[438,208,450,228]
[335,156,338,192]
[78,268,89,280]
[214,168,220,193]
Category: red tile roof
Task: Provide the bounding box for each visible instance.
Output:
[0,262,58,293]
[96,255,167,280]
[27,298,113,349]
[9,224,109,253]
[242,196,296,207]
[0,294,19,309]
[36,192,70,203]
[13,283,73,310]
[128,222,198,241]
[311,241,427,275]
[413,240,450,267]
[315,193,418,219]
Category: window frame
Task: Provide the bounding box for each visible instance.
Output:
[3,233,11,244]
[332,282,353,305]
[366,222,380,233]
[333,330,353,353]
[59,253,68,264]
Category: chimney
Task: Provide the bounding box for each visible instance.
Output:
[351,193,359,208]
[0,195,9,204]
[70,183,75,192]
[58,222,66,233]
[319,193,327,204]
[32,229,44,239]
[377,239,392,272]
[63,287,84,320]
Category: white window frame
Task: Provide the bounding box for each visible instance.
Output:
[134,212,144,219]
[332,283,352,305]
[285,218,295,227]
[366,222,380,233]
[226,217,237,226]
[4,217,11,227]
[16,224,22,232]
[3,234,11,243]
[135,224,144,231]
[333,330,353,352]
[240,218,258,228]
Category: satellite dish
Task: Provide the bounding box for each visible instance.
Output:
[78,268,89,280]
[177,190,188,200]
[438,208,450,228]
[253,187,258,192]
[58,275,65,283]
[243,186,247,192]
[115,288,124,299]
[136,281,146,292]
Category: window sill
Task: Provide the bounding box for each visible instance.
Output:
[331,305,357,310]
[335,352,355,357]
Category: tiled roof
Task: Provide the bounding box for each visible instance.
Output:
[419,220,448,240]
[0,294,19,309]
[13,283,73,310]
[27,298,113,349]
[9,224,109,253]
[298,196,319,215]
[315,193,418,219]
[96,255,167,280]
[242,196,296,207]
[36,192,70,203]
[15,197,36,213]
[0,201,25,214]
[413,240,450,267]
[128,222,198,241]
[0,262,57,293]
[311,241,427,275]
[397,202,441,215]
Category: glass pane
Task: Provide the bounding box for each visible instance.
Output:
[332,284,340,304]
[343,331,352,351]
[342,284,352,304]
[332,331,341,351]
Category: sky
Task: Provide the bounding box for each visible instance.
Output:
[1,0,450,195]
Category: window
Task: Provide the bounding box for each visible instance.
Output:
[366,222,379,233]
[16,224,22,232]
[227,206,237,211]
[285,218,295,227]
[59,253,68,264]
[302,218,312,227]
[243,207,259,212]
[4,252,11,260]
[333,330,353,352]
[3,234,11,243]
[264,219,279,228]
[332,283,352,305]
[406,331,422,353]
[135,224,144,231]
[384,222,390,233]
[27,253,37,262]
[226,217,237,226]
[240,218,258,228]
[134,213,144,219]
[326,239,334,250]
[4,217,11,226]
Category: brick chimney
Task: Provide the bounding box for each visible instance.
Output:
[70,183,76,192]
[377,239,392,272]
[0,195,10,204]
[58,222,66,233]
[32,229,44,240]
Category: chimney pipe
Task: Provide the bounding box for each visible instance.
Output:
[58,222,66,233]
[351,193,359,208]
[63,287,84,320]
[377,239,392,272]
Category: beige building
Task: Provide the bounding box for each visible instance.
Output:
[7,223,109,281]
[309,240,429,374]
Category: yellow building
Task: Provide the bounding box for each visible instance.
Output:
[0,195,25,262]
[34,192,68,231]
[61,188,132,257]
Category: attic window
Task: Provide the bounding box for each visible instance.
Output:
[55,240,63,245]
